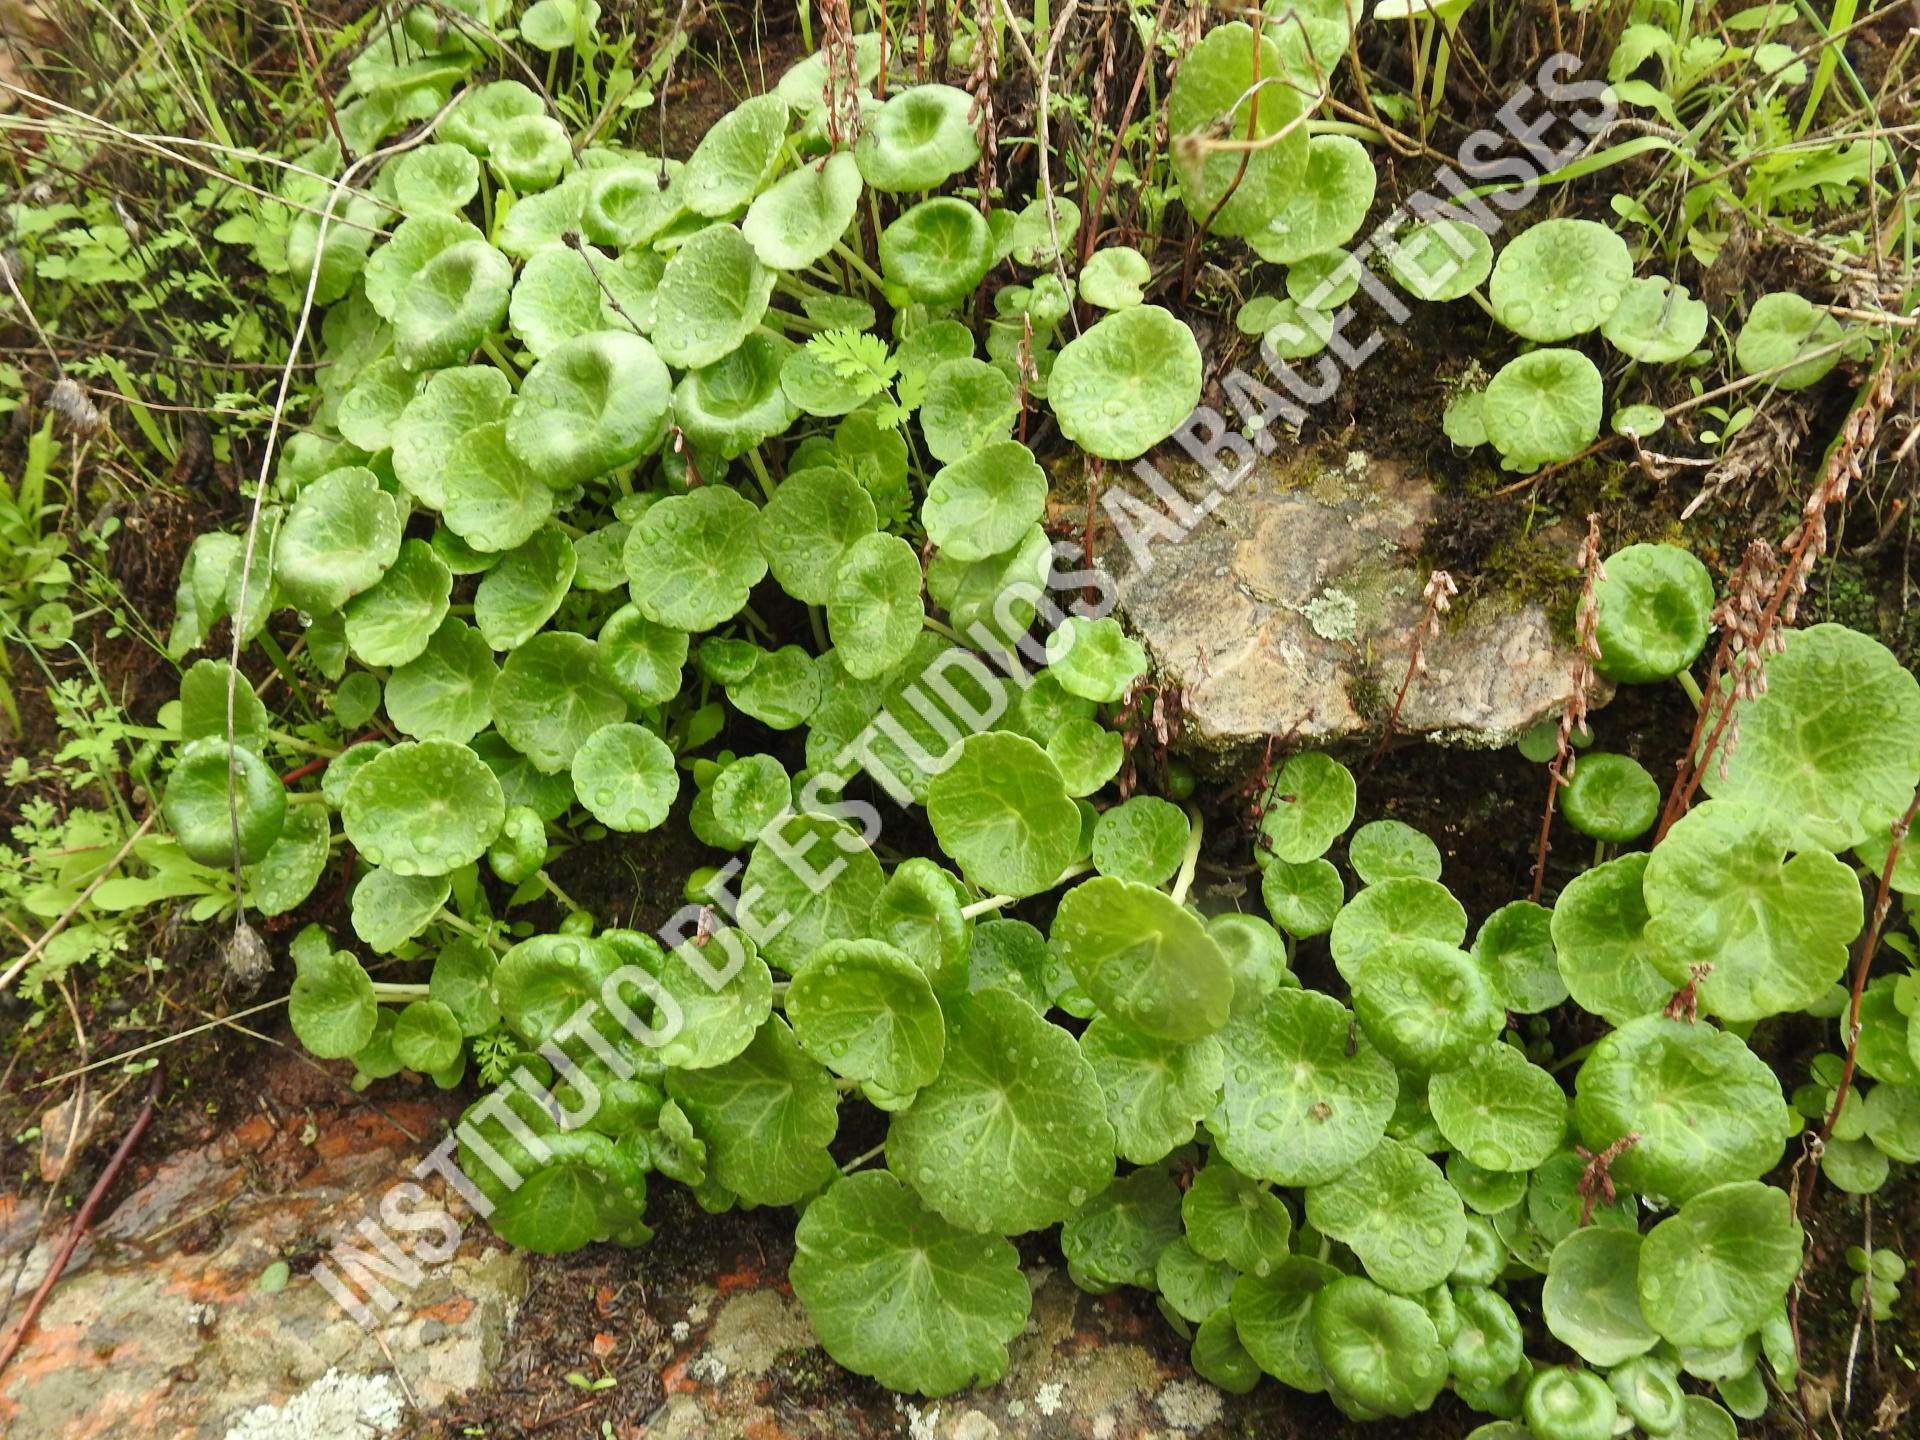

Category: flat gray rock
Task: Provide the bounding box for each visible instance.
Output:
[1095,450,1605,753]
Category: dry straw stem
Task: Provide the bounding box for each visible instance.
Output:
[1655,357,1902,839]
[1529,516,1604,901]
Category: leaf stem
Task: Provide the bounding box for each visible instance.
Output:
[959,860,1097,918]
[1674,669,1705,710]
[830,240,888,293]
[744,448,779,504]
[538,871,584,913]
[437,908,511,954]
[370,982,431,1003]
[839,1140,887,1175]
[1169,804,1205,907]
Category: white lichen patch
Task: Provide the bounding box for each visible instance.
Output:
[222,1368,406,1440]
[1032,1380,1065,1417]
[1303,587,1360,642]
[1156,1377,1224,1430]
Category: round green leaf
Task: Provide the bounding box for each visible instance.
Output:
[442,79,543,155]
[757,466,877,605]
[1047,717,1124,797]
[1048,305,1203,460]
[506,332,672,486]
[742,151,862,270]
[740,811,885,970]
[1643,798,1862,1021]
[1309,1275,1449,1418]
[1052,876,1233,1041]
[430,939,500,1037]
[677,333,799,460]
[598,603,688,707]
[244,800,331,917]
[919,358,1018,465]
[1602,276,1709,363]
[729,644,819,729]
[1864,1081,1920,1162]
[1735,291,1844,389]
[791,1171,1029,1396]
[1474,902,1566,1013]
[351,866,450,953]
[289,944,377,1059]
[343,538,452,667]
[1231,1257,1340,1391]
[1638,1181,1804,1349]
[1702,623,1920,853]
[386,617,498,744]
[1158,1235,1238,1323]
[1183,1161,1292,1276]
[164,738,286,867]
[507,244,646,358]
[179,658,270,749]
[392,366,513,511]
[927,732,1080,899]
[1212,988,1398,1187]
[1561,751,1660,842]
[1574,1013,1793,1202]
[583,160,684,249]
[571,722,678,832]
[275,466,404,613]
[1593,542,1715,684]
[1261,856,1345,937]
[921,438,1046,563]
[682,92,787,216]
[1080,1016,1223,1164]
[825,530,923,679]
[439,421,553,554]
[1210,912,1291,1016]
[1348,819,1442,885]
[393,239,512,372]
[1430,1041,1568,1170]
[365,214,483,319]
[337,357,419,452]
[887,988,1114,1234]
[868,857,971,995]
[1387,219,1493,302]
[1045,615,1148,704]
[1484,348,1603,468]
[487,115,571,191]
[1488,218,1632,341]
[493,630,628,773]
[1449,1283,1525,1386]
[342,739,505,876]
[624,485,768,632]
[1061,1166,1181,1290]
[1090,796,1189,886]
[1524,1365,1621,1440]
[392,143,480,214]
[853,84,981,192]
[392,998,463,1073]
[1080,245,1150,310]
[1258,751,1356,863]
[474,527,576,652]
[878,197,993,306]
[666,1016,839,1206]
[788,938,945,1093]
[1248,133,1376,265]
[1550,852,1668,1023]
[651,934,774,1070]
[1327,876,1466,986]
[1544,1226,1659,1366]
[1305,1136,1466,1294]
[1168,22,1308,238]
[650,222,776,370]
